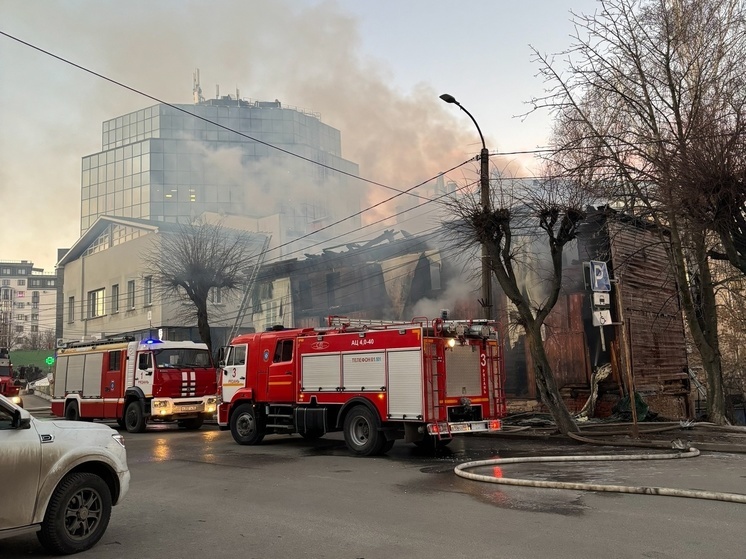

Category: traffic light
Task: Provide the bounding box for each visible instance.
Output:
[45,356,55,366]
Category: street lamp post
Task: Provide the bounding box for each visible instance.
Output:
[440,93,492,320]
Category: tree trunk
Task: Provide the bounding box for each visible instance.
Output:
[667,222,729,424]
[196,301,213,356]
[525,323,579,434]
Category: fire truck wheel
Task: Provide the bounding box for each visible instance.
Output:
[37,472,112,555]
[230,403,265,445]
[124,401,147,433]
[64,402,80,421]
[343,405,385,456]
[178,417,204,430]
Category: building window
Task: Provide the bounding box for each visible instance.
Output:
[30,325,38,333]
[144,276,152,306]
[299,280,312,311]
[31,313,39,321]
[1,280,9,286]
[1,268,10,275]
[15,325,23,333]
[88,288,106,318]
[127,280,135,309]
[326,272,339,308]
[17,279,25,286]
[16,291,25,298]
[209,287,222,304]
[17,268,26,275]
[31,291,39,304]
[112,284,119,313]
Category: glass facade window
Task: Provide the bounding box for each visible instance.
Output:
[81,100,361,244]
[68,296,75,323]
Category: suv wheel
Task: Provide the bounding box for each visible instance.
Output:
[37,472,113,555]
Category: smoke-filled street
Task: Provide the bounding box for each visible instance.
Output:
[2,412,744,559]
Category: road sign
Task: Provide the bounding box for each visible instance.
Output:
[590,260,611,292]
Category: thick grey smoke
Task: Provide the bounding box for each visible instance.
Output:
[2,1,511,271]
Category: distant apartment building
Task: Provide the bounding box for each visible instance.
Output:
[0,260,58,348]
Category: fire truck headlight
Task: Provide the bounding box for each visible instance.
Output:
[206,397,217,405]
[447,338,456,348]
[152,400,168,409]
[11,395,22,405]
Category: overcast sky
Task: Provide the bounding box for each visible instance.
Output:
[0,0,599,271]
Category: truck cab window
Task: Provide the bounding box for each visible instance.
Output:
[273,340,293,363]
[229,345,246,366]
[138,353,152,370]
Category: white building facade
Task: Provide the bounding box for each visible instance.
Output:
[0,260,58,349]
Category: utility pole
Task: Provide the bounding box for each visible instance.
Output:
[440,93,492,320]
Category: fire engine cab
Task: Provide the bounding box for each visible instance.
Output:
[218,315,506,455]
[0,347,22,407]
[51,337,218,432]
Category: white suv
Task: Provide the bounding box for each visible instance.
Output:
[0,394,130,554]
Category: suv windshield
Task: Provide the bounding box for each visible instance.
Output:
[0,365,11,378]
[153,348,212,369]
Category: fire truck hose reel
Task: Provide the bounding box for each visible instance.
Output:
[454,447,746,504]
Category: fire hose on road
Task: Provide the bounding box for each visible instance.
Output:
[454,445,746,504]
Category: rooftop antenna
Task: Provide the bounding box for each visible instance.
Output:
[193,69,204,104]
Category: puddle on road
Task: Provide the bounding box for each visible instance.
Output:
[403,468,590,516]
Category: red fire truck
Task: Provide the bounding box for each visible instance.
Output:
[0,347,22,406]
[51,337,218,432]
[218,315,506,455]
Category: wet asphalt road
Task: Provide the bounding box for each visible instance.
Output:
[3,400,746,559]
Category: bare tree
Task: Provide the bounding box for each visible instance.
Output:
[445,176,588,434]
[143,219,260,355]
[530,0,746,424]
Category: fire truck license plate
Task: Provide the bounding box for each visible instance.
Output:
[180,406,199,412]
[450,424,472,432]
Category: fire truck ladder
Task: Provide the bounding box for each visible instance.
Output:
[327,316,425,330]
[229,235,271,341]
[431,367,452,442]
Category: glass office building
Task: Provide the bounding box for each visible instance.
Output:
[80,97,362,247]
